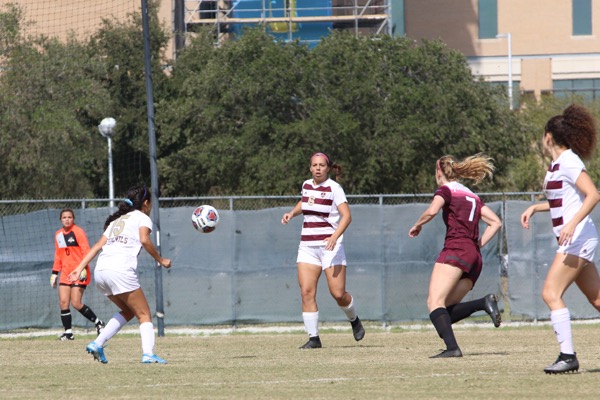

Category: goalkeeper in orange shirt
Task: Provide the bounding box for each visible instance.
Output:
[51,209,104,340]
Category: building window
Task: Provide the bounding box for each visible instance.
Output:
[553,78,600,101]
[392,0,405,37]
[478,0,498,39]
[573,0,592,35]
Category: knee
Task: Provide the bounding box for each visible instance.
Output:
[541,287,561,307]
[120,310,135,322]
[300,286,316,301]
[330,290,347,304]
[587,296,600,311]
[71,301,84,310]
[427,296,442,312]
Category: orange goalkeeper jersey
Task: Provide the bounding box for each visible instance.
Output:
[52,224,91,285]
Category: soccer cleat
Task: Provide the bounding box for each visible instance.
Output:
[299,336,322,349]
[142,354,168,364]
[95,320,105,336]
[544,353,579,374]
[429,348,463,358]
[351,317,365,341]
[484,293,502,328]
[86,341,108,364]
[59,332,74,341]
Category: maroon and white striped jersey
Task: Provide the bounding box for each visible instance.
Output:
[544,149,591,238]
[434,181,483,245]
[299,178,348,246]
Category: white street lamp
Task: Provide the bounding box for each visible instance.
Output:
[496,33,513,110]
[98,117,117,208]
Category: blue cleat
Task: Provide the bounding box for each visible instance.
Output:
[86,341,108,364]
[142,354,167,364]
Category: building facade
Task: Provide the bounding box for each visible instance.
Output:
[396,0,600,101]
[5,0,597,102]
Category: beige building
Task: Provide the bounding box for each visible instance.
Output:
[4,1,597,103]
[0,0,174,56]
[401,0,600,102]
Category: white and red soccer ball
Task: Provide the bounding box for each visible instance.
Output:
[191,205,220,233]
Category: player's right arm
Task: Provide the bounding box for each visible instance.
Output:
[68,236,107,282]
[51,233,62,287]
[409,195,445,237]
[520,202,550,229]
[140,226,171,268]
[281,200,303,224]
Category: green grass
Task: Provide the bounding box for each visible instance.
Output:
[1,322,600,399]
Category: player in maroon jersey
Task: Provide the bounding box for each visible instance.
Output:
[409,154,502,358]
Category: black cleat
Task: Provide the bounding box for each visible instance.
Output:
[429,348,463,358]
[351,317,365,341]
[299,336,322,349]
[484,294,501,328]
[95,320,105,336]
[59,332,74,341]
[544,353,579,374]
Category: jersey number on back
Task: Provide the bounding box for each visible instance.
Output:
[110,215,131,237]
[466,196,476,222]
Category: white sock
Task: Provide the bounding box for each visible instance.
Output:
[139,321,155,355]
[302,311,319,337]
[95,312,127,347]
[551,308,574,354]
[340,296,357,321]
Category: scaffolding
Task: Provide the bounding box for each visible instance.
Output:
[183,0,391,45]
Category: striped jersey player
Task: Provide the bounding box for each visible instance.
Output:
[281,152,365,349]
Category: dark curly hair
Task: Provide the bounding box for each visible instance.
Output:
[545,104,597,159]
[103,185,151,230]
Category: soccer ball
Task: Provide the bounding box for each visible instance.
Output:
[192,205,220,233]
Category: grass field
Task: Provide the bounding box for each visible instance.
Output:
[2,322,600,399]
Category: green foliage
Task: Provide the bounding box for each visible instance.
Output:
[159,30,528,195]
[509,95,600,192]
[0,34,110,198]
[0,1,169,199]
[3,5,593,199]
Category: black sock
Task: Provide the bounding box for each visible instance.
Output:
[446,297,486,324]
[76,304,98,323]
[429,307,459,351]
[60,309,72,330]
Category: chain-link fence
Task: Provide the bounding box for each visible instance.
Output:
[3,192,598,332]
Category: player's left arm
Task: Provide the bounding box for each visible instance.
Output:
[324,202,352,251]
[77,226,91,256]
[75,227,92,276]
[479,205,502,248]
[558,170,600,245]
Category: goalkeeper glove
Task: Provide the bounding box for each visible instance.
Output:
[78,268,88,281]
[50,273,58,288]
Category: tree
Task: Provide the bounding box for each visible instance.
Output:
[0,33,111,198]
[512,95,600,192]
[85,0,170,196]
[159,30,529,195]
[0,1,170,199]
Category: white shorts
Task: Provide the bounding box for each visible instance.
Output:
[297,242,347,270]
[557,220,598,262]
[94,268,141,296]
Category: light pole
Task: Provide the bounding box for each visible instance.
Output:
[496,33,513,110]
[98,117,117,208]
